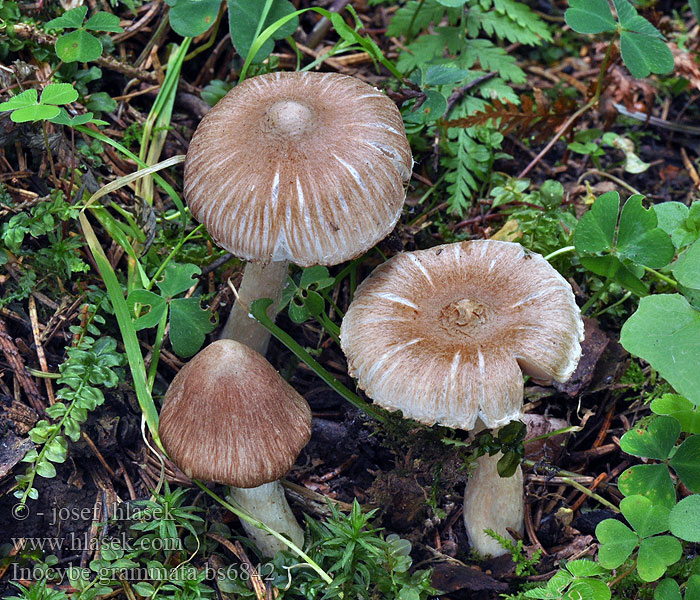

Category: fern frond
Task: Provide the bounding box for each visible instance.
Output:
[386,0,449,38]
[396,27,463,72]
[444,129,494,215]
[467,0,551,46]
[444,93,577,143]
[462,39,526,84]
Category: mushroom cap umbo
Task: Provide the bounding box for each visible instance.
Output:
[184,71,413,267]
[159,339,312,488]
[339,240,584,430]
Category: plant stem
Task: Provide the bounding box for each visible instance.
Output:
[194,481,333,584]
[642,266,678,288]
[580,281,608,315]
[544,245,575,261]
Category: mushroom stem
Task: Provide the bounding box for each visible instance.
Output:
[228,481,305,557]
[463,450,524,557]
[220,260,289,355]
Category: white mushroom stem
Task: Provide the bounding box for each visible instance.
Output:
[220,260,289,355]
[219,260,304,556]
[463,448,524,557]
[229,482,305,557]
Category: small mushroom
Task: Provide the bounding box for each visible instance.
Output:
[184,71,412,353]
[159,339,312,556]
[340,240,583,556]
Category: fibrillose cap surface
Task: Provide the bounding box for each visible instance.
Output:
[340,240,584,430]
[184,71,413,267]
[159,339,312,488]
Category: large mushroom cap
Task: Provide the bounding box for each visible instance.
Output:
[184,71,413,266]
[159,339,312,488]
[340,240,584,430]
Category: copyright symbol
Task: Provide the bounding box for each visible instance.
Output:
[12,504,29,520]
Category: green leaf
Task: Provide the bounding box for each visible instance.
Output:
[688,575,700,599]
[691,0,700,21]
[84,11,124,33]
[574,191,619,254]
[127,289,168,331]
[672,239,700,289]
[299,265,333,289]
[36,460,57,478]
[620,494,670,538]
[0,88,38,111]
[564,0,616,34]
[620,32,675,78]
[614,0,663,37]
[156,263,201,298]
[617,195,675,268]
[637,535,682,582]
[228,0,298,63]
[669,435,700,492]
[45,436,68,463]
[436,0,467,5]
[41,83,79,106]
[620,415,680,460]
[566,560,608,578]
[651,395,700,433]
[655,201,699,249]
[288,299,309,323]
[44,6,88,29]
[406,89,447,123]
[654,578,682,600]
[620,294,700,407]
[168,297,216,358]
[304,290,325,317]
[669,495,700,541]
[56,30,103,63]
[595,519,638,569]
[167,0,222,38]
[424,64,470,85]
[579,255,648,296]
[9,105,60,123]
[49,109,96,127]
[85,91,117,114]
[577,578,611,600]
[618,464,676,509]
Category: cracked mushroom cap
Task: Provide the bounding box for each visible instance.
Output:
[184,71,413,267]
[159,339,312,488]
[340,240,584,430]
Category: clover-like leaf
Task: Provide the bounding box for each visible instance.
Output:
[620,33,676,79]
[168,297,216,358]
[44,5,88,29]
[579,256,648,296]
[636,535,682,582]
[156,262,201,298]
[620,495,670,538]
[669,434,700,492]
[167,0,222,38]
[596,518,638,569]
[8,105,60,123]
[127,289,167,331]
[655,202,699,249]
[49,109,96,127]
[0,88,38,111]
[574,192,619,253]
[41,83,79,105]
[84,11,124,33]
[617,195,675,268]
[614,0,663,37]
[654,578,681,600]
[672,240,700,289]
[651,395,700,433]
[228,0,298,63]
[56,29,103,62]
[620,416,680,460]
[299,265,335,290]
[564,0,616,34]
[618,464,676,509]
[621,294,700,407]
[669,495,700,542]
[566,560,608,578]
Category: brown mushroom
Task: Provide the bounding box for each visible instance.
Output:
[159,339,312,556]
[339,239,583,555]
[184,71,412,353]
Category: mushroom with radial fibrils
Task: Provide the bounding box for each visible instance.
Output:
[184,71,413,353]
[339,239,584,556]
[159,339,312,556]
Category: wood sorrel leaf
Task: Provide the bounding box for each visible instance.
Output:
[620,495,670,538]
[621,294,700,407]
[564,0,616,34]
[669,435,700,492]
[620,416,680,460]
[618,464,676,509]
[637,535,682,582]
[595,519,638,569]
[669,495,700,542]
